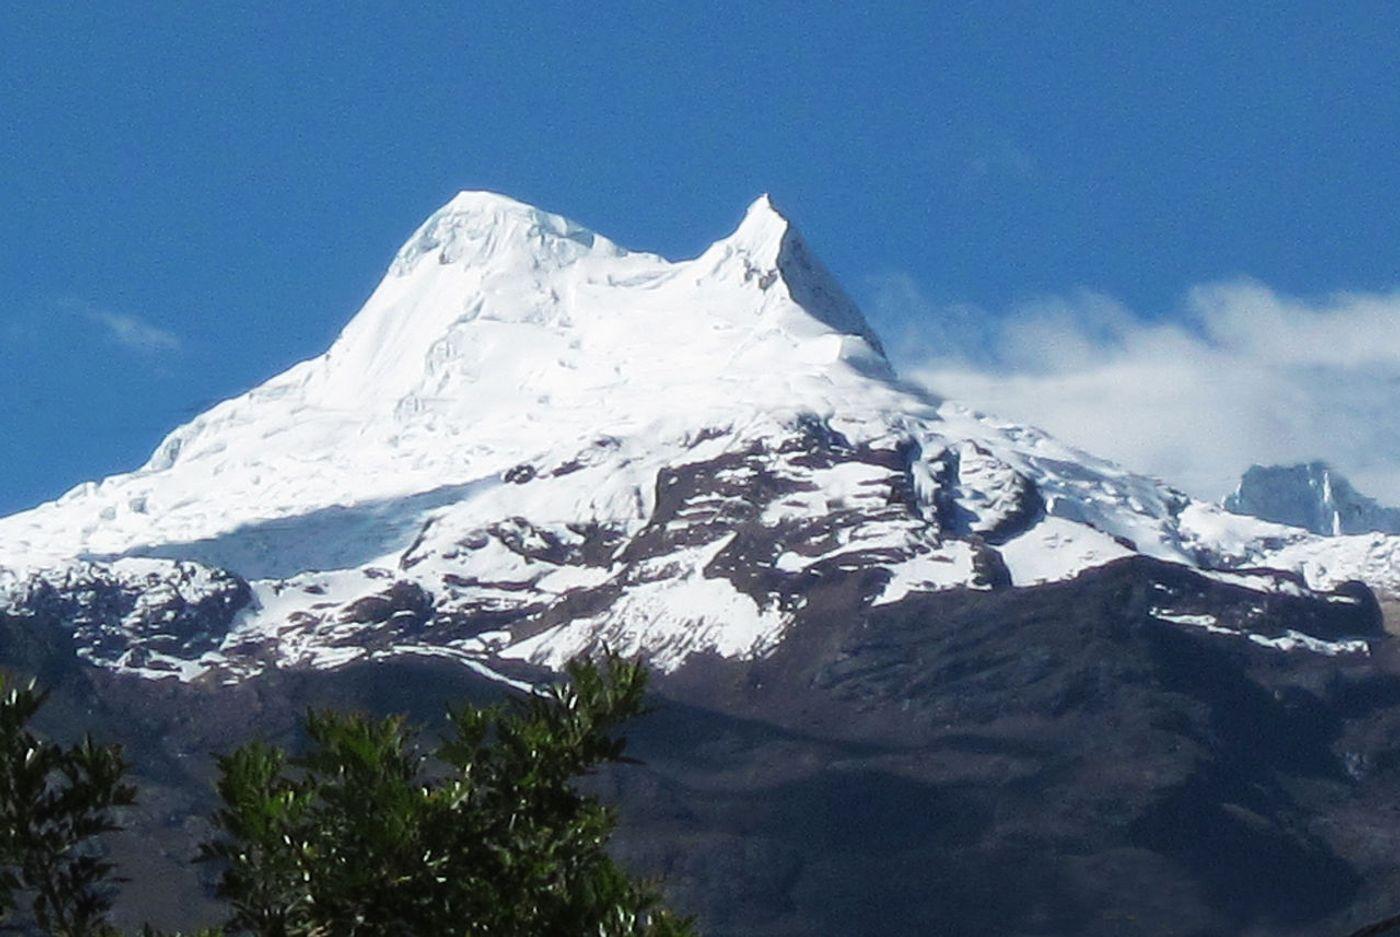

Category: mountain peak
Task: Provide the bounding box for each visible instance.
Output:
[440,189,537,214]
[698,195,886,361]
[721,193,791,255]
[0,191,922,576]
[1224,462,1400,536]
[110,191,899,488]
[391,191,615,276]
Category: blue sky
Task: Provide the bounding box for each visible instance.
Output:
[4,3,1400,513]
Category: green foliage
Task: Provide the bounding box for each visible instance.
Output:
[0,674,135,937]
[0,656,695,936]
[201,654,693,936]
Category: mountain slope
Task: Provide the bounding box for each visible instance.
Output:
[0,192,1395,684]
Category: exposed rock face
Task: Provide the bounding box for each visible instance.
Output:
[1226,462,1400,537]
[2,562,251,678]
[9,556,1400,937]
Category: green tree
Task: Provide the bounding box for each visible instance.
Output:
[0,675,134,937]
[202,654,692,936]
[1,657,695,936]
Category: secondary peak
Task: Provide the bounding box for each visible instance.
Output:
[721,193,793,258]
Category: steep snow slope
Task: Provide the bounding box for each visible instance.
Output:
[0,192,1394,682]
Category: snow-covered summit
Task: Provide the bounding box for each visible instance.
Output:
[2,192,893,568]
[0,193,1395,683]
[695,194,885,356]
[389,190,624,276]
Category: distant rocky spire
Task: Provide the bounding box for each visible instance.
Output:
[1224,462,1400,536]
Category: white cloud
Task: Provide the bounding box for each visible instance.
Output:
[53,298,182,354]
[869,275,1400,503]
[87,308,182,354]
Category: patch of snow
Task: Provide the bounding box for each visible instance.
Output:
[997,517,1135,586]
[373,644,536,693]
[874,540,984,606]
[1249,631,1370,656]
[1152,607,1370,656]
[1151,610,1233,632]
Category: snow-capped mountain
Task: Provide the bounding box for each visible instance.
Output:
[0,192,1395,684]
[1225,462,1400,537]
[11,192,1400,937]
